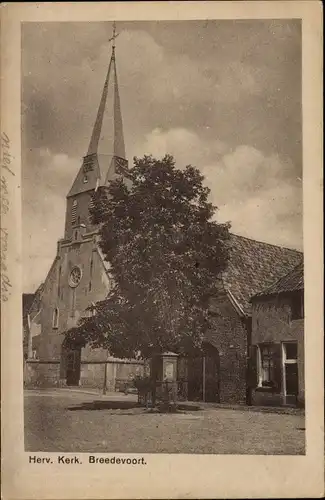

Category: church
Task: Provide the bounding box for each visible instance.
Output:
[24,28,144,390]
[24,28,303,405]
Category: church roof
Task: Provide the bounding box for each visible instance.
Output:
[222,234,303,315]
[252,258,304,298]
[67,26,127,198]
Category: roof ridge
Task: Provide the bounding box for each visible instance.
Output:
[229,232,303,254]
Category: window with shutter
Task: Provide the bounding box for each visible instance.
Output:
[257,343,282,393]
[260,344,274,387]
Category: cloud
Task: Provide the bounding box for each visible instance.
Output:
[133,127,228,167]
[23,23,295,160]
[23,150,80,291]
[134,127,303,249]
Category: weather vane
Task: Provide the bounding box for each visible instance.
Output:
[108,21,119,50]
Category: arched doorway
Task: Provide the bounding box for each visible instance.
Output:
[186,342,220,402]
[204,343,220,402]
[61,338,83,386]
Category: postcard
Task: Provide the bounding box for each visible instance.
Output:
[1,2,323,498]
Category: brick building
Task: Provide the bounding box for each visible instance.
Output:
[178,236,302,404]
[249,259,304,407]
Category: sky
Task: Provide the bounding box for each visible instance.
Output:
[22,20,302,293]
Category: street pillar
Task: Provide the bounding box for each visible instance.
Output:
[155,352,179,403]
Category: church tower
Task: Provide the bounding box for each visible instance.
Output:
[32,24,132,387]
[64,23,128,241]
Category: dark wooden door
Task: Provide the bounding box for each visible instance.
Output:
[66,349,81,386]
[204,352,220,403]
[187,356,203,401]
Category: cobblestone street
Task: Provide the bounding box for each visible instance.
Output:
[24,389,305,455]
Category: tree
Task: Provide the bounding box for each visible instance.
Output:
[66,155,230,359]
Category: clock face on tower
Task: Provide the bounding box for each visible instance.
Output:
[69,266,82,288]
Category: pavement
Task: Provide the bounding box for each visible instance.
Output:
[24,388,305,454]
[28,387,304,415]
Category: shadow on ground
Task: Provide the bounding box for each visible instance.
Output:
[67,400,140,411]
[67,400,202,413]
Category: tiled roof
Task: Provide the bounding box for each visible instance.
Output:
[253,259,304,297]
[222,234,303,315]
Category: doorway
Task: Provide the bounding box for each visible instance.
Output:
[66,348,81,386]
[186,343,220,402]
[282,342,299,405]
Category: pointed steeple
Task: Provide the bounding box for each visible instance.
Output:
[68,23,128,198]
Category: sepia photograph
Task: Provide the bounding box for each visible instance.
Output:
[1,2,324,499]
[21,18,306,455]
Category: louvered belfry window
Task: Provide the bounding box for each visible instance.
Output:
[71,199,78,225]
[89,195,95,211]
[89,194,95,223]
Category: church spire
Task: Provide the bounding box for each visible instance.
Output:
[67,22,128,198]
[87,23,125,159]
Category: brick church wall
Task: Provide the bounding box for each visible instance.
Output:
[206,293,248,404]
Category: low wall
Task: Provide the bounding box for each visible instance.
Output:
[251,389,305,408]
[80,360,144,390]
[24,360,61,388]
[24,359,144,390]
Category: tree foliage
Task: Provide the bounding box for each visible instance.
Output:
[66,155,230,358]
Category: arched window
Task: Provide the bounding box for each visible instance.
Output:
[71,199,78,225]
[52,307,59,329]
